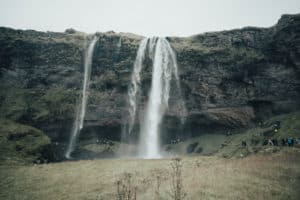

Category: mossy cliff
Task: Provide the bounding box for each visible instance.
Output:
[0,119,50,164]
[0,14,299,161]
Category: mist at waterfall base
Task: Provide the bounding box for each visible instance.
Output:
[124,37,186,159]
[65,36,98,159]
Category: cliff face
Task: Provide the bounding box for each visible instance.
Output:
[0,14,299,145]
[169,14,300,138]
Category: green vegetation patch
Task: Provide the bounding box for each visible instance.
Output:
[0,119,50,165]
[217,111,300,158]
[0,85,78,123]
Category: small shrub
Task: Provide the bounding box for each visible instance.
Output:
[115,172,137,200]
[169,158,186,200]
[154,174,162,200]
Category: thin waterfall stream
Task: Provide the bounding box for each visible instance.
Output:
[65,36,98,159]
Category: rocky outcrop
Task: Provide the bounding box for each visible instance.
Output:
[0,14,299,148]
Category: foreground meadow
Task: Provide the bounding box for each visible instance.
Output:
[0,149,300,200]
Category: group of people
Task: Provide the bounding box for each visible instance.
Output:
[241,137,300,147]
[258,120,300,146]
[169,138,181,144]
[266,137,300,146]
[96,138,114,146]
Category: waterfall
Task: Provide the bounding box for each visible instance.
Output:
[117,37,122,49]
[164,40,187,124]
[139,38,176,158]
[127,38,148,135]
[65,36,98,159]
[116,37,122,55]
[125,37,185,158]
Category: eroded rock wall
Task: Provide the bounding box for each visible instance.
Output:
[0,14,299,143]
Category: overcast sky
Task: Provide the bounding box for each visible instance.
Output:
[0,0,299,37]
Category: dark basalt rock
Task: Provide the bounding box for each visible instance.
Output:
[0,14,299,153]
[186,142,199,153]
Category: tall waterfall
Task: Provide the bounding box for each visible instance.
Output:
[65,36,98,159]
[126,37,185,158]
[127,38,148,135]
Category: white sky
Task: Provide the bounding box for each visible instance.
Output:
[0,0,299,37]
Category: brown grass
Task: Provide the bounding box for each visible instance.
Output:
[0,149,299,200]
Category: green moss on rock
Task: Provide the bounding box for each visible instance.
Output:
[0,119,50,165]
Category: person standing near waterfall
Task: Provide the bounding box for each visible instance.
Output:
[268,138,274,146]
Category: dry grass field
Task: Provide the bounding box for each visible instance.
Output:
[0,149,300,200]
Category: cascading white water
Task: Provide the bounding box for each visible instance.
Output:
[125,37,185,158]
[139,38,171,158]
[65,36,98,159]
[164,40,187,123]
[148,37,157,59]
[116,37,122,54]
[127,38,148,135]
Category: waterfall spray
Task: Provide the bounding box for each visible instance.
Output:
[125,37,186,158]
[139,38,180,158]
[65,36,98,159]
